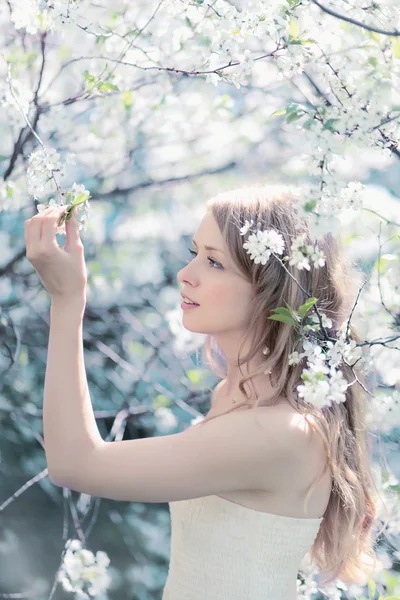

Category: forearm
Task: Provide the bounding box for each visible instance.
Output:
[44,298,103,484]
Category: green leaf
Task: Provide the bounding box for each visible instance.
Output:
[302,118,315,130]
[122,90,134,108]
[283,300,301,322]
[270,307,293,316]
[298,297,318,319]
[98,82,119,92]
[270,108,287,118]
[83,70,96,83]
[323,118,338,132]
[71,192,90,207]
[303,199,317,212]
[368,57,378,67]
[285,111,303,124]
[267,314,297,326]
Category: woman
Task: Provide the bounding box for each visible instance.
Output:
[25,184,382,599]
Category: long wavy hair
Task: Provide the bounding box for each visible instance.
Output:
[196,184,388,586]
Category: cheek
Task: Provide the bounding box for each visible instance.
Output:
[212,282,252,322]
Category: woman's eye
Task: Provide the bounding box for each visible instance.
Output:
[187,248,222,269]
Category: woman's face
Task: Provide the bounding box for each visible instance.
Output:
[177,210,254,336]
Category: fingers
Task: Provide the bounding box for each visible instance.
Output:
[41,206,67,248]
[24,206,66,257]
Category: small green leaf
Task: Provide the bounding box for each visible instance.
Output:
[98,82,120,92]
[283,300,301,322]
[270,307,293,316]
[302,118,315,130]
[322,118,338,132]
[71,192,90,207]
[122,90,134,108]
[83,70,96,83]
[303,199,317,212]
[270,108,287,118]
[267,314,297,326]
[286,111,303,124]
[298,297,318,319]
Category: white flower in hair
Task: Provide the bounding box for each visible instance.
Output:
[297,360,348,409]
[288,351,301,366]
[310,312,332,329]
[311,247,326,268]
[243,229,285,265]
[289,251,311,271]
[239,219,254,236]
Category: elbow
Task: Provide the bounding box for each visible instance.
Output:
[48,470,65,487]
[47,462,73,487]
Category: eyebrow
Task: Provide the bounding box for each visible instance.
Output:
[192,238,225,254]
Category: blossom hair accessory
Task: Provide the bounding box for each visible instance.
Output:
[238,219,365,410]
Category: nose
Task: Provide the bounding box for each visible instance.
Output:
[177,263,190,285]
[177,259,197,286]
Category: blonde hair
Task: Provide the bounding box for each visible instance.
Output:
[197,184,389,585]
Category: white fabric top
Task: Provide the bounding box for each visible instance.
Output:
[162,494,323,600]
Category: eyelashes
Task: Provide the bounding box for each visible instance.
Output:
[187,248,223,269]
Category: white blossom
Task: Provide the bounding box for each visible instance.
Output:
[57,539,112,599]
[310,312,333,330]
[239,219,254,236]
[243,228,285,265]
[288,233,326,271]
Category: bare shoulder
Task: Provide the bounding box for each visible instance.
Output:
[255,402,324,454]
[210,381,322,460]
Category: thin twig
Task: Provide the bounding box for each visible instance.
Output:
[311,0,400,36]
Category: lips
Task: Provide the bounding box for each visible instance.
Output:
[181,293,199,305]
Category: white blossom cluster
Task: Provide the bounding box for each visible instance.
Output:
[26,145,90,231]
[10,0,81,34]
[57,539,112,599]
[240,220,285,264]
[239,219,364,409]
[289,323,365,409]
[288,232,326,271]
[27,147,64,198]
[240,220,327,271]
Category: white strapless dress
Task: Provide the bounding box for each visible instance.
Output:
[161,494,323,600]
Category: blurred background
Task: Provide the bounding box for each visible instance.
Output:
[1,0,400,598]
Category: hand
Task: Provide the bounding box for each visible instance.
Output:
[24,205,87,303]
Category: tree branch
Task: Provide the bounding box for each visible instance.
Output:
[311,0,400,36]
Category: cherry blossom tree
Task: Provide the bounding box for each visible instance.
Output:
[1,0,400,598]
